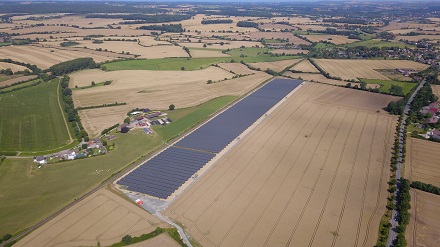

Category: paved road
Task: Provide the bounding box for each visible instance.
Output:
[387,79,426,247]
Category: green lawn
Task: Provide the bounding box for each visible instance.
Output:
[0,79,71,152]
[0,130,163,236]
[359,78,417,95]
[153,96,238,142]
[344,39,414,48]
[103,48,303,71]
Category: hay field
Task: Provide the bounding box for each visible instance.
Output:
[165,82,397,247]
[15,188,170,247]
[396,35,440,42]
[178,41,262,50]
[0,45,116,69]
[178,14,257,33]
[217,63,255,75]
[283,71,348,85]
[259,23,295,31]
[189,49,230,58]
[295,24,329,31]
[12,28,153,40]
[0,75,38,87]
[432,85,440,98]
[406,138,440,187]
[69,40,188,59]
[0,62,28,72]
[290,59,320,73]
[138,36,171,46]
[250,59,302,72]
[302,35,359,44]
[314,59,429,81]
[71,68,271,136]
[406,190,440,247]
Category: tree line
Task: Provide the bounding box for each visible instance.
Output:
[236,21,259,28]
[60,76,89,141]
[49,58,97,76]
[138,24,184,33]
[201,19,233,24]
[410,181,440,195]
[394,178,411,247]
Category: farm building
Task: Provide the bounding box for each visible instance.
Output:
[33,156,47,165]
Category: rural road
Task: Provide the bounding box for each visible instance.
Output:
[386,79,426,247]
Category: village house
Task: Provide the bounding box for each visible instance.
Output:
[33,156,47,165]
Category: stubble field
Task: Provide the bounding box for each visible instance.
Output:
[290,59,320,73]
[406,190,440,247]
[70,67,271,136]
[406,137,440,187]
[249,59,302,72]
[0,62,28,72]
[0,45,116,69]
[15,188,170,247]
[314,59,429,81]
[431,84,440,98]
[165,82,397,247]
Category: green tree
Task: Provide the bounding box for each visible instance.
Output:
[91,81,96,86]
[121,235,132,244]
[169,104,175,110]
[124,117,130,123]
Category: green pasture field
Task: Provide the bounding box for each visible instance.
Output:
[0,95,240,236]
[344,39,414,48]
[359,78,417,95]
[153,96,238,142]
[103,48,302,71]
[0,79,70,152]
[0,130,163,236]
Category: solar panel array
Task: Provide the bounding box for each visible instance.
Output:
[175,78,303,153]
[118,147,215,199]
[118,78,302,199]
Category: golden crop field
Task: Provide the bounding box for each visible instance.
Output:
[0,62,28,72]
[314,59,429,81]
[432,85,440,98]
[406,138,440,187]
[217,62,255,75]
[165,82,397,247]
[247,32,311,45]
[396,34,440,42]
[15,188,170,247]
[0,75,38,87]
[70,68,271,136]
[290,59,320,73]
[302,34,359,44]
[15,16,124,28]
[406,190,440,247]
[250,59,302,72]
[0,45,117,69]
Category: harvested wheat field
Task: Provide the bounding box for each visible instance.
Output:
[259,23,295,31]
[406,189,440,247]
[0,62,28,72]
[217,62,255,75]
[71,68,271,136]
[138,36,171,46]
[302,34,359,44]
[68,40,188,59]
[314,59,429,81]
[406,138,440,187]
[165,82,397,247]
[283,72,378,89]
[15,188,169,247]
[189,49,230,58]
[0,75,38,87]
[0,45,115,69]
[396,35,440,42]
[177,41,262,50]
[431,85,440,98]
[290,59,320,73]
[18,16,124,28]
[250,59,302,72]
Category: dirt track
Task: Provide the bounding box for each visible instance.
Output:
[15,188,169,247]
[165,83,397,247]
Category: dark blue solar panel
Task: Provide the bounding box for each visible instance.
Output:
[175,78,302,153]
[117,78,302,199]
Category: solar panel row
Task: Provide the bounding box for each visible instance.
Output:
[118,147,215,199]
[175,78,303,153]
[117,78,303,199]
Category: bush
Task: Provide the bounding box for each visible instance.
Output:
[169,104,175,110]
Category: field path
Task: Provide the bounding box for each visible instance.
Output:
[57,78,73,143]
